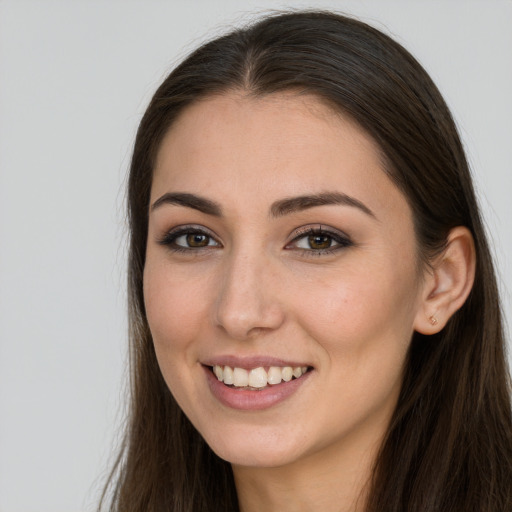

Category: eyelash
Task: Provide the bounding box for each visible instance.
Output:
[157,225,221,253]
[157,225,353,256]
[286,226,353,256]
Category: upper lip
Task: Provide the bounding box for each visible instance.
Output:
[202,355,311,369]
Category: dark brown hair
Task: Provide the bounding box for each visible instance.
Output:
[101,10,512,511]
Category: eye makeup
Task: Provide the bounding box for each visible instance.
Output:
[286,225,354,256]
[157,224,221,253]
[156,222,353,257]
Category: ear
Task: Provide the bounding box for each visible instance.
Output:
[414,226,476,335]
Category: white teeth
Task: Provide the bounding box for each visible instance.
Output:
[249,367,267,388]
[212,364,309,388]
[282,366,293,382]
[233,367,249,387]
[213,365,223,381]
[267,366,282,385]
[223,366,234,385]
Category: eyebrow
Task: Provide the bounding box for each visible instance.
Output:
[151,192,222,216]
[151,191,376,219]
[270,192,376,219]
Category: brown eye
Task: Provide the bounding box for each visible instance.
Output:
[308,234,332,250]
[287,227,353,255]
[158,227,221,251]
[186,233,210,247]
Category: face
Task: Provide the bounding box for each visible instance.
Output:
[144,92,427,470]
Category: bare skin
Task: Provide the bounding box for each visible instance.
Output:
[144,91,475,512]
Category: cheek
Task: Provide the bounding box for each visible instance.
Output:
[143,260,210,360]
[143,260,214,413]
[292,260,419,431]
[293,257,420,359]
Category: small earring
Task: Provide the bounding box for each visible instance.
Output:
[429,315,438,326]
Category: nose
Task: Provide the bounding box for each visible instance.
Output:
[213,250,285,341]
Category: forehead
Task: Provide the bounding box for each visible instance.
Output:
[151,91,407,222]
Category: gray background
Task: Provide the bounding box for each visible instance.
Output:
[0,1,510,510]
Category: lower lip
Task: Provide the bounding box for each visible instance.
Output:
[204,366,312,411]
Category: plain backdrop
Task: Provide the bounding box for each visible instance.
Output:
[0,1,510,511]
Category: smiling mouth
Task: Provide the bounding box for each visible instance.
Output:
[211,365,311,390]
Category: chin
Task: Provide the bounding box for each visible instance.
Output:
[213,445,298,469]
[202,427,304,468]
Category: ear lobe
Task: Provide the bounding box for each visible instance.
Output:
[414,226,476,335]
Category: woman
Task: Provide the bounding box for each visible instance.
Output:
[101,10,512,512]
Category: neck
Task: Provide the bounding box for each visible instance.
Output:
[232,430,382,512]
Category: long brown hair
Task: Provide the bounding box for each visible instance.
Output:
[101,11,512,511]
